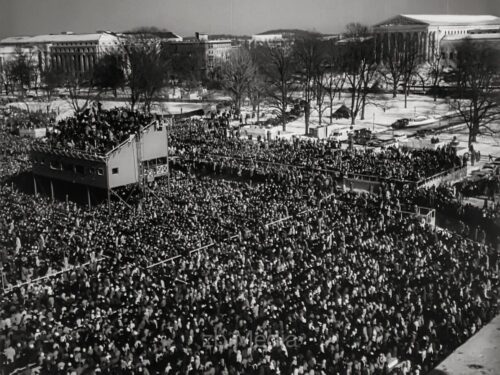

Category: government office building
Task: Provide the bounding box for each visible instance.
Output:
[372,14,500,65]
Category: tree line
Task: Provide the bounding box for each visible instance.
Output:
[1,24,499,145]
[0,30,210,114]
[219,23,499,145]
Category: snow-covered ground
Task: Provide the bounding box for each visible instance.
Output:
[237,93,453,134]
[238,93,500,158]
[9,93,500,158]
[6,99,206,121]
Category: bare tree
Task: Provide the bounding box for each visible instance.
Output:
[427,46,445,101]
[451,39,500,145]
[61,70,97,115]
[220,49,256,113]
[380,34,421,108]
[378,33,408,99]
[7,49,37,97]
[414,64,430,95]
[345,23,370,38]
[169,47,203,90]
[2,60,17,96]
[294,36,328,135]
[311,42,331,127]
[257,45,296,132]
[142,44,170,113]
[414,47,445,97]
[380,52,403,99]
[323,41,346,124]
[400,45,420,108]
[120,35,170,112]
[247,70,266,123]
[40,65,64,112]
[93,52,125,97]
[2,49,40,113]
[339,32,378,125]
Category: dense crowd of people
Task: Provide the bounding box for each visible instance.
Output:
[0,171,313,285]
[0,109,499,375]
[1,107,57,131]
[45,105,156,155]
[455,174,500,201]
[170,130,462,182]
[1,174,497,375]
[0,130,34,181]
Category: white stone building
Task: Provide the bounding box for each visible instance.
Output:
[0,31,120,76]
[373,14,500,61]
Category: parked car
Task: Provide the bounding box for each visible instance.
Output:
[366,139,383,147]
[471,169,490,178]
[391,118,410,129]
[416,129,431,137]
[413,115,427,122]
[482,164,498,174]
[482,163,496,170]
[353,128,373,144]
[329,130,350,142]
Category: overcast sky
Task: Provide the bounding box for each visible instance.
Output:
[1,0,500,39]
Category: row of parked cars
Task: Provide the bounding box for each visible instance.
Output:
[470,157,500,180]
[326,128,386,147]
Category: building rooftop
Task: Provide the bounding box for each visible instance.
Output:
[175,37,232,44]
[0,32,112,45]
[375,14,500,28]
[443,32,500,41]
[402,14,500,26]
[122,30,182,41]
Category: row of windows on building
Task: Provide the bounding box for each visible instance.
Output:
[56,41,99,46]
[51,47,96,53]
[443,30,468,36]
[441,51,457,60]
[33,158,120,176]
[33,156,169,175]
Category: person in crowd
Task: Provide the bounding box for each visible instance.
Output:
[0,108,498,375]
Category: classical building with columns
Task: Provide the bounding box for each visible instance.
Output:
[373,14,500,62]
[439,31,500,69]
[0,31,120,76]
